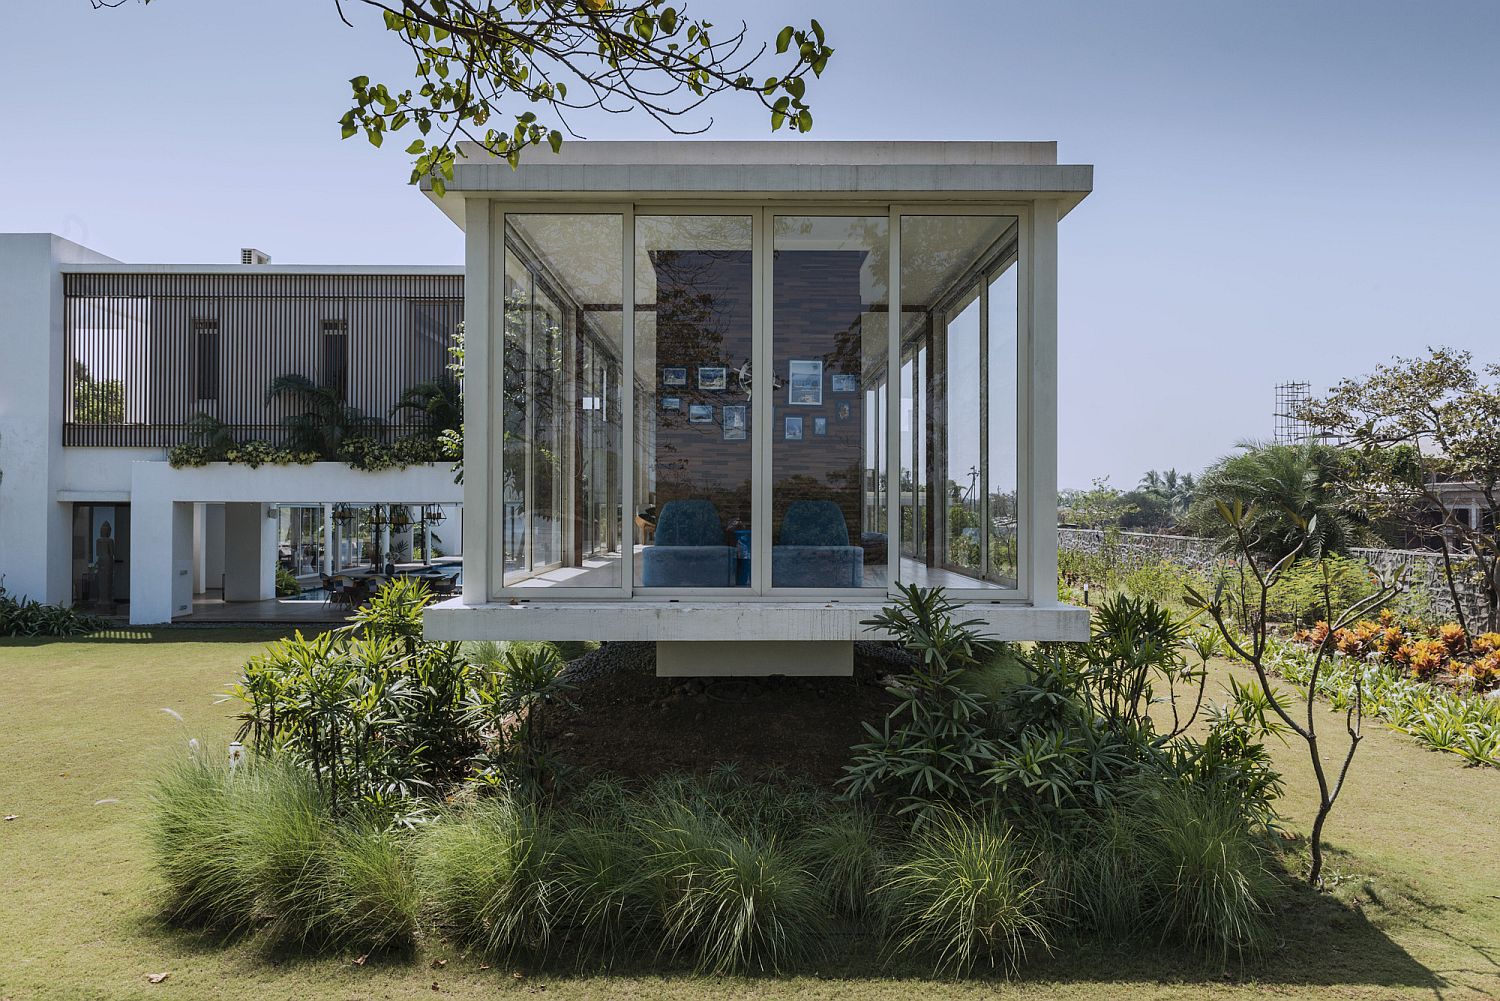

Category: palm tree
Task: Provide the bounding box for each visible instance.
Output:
[1138,468,1198,523]
[392,374,462,439]
[266,374,379,458]
[1186,442,1365,561]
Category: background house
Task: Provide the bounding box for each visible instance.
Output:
[0,234,463,624]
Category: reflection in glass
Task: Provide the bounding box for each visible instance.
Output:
[771,216,890,589]
[633,215,754,588]
[899,215,1020,590]
[501,214,624,589]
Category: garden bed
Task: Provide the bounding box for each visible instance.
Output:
[550,641,907,788]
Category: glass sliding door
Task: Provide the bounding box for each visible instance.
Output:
[769,215,890,590]
[898,214,1022,591]
[500,213,625,590]
[633,215,754,589]
[71,503,130,613]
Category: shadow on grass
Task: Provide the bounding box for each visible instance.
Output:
[131,875,1444,993]
[0,624,339,646]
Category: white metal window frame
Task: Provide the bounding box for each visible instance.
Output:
[489,202,634,601]
[471,198,1051,606]
[888,203,1034,604]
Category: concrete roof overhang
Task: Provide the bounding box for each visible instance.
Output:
[422,140,1093,230]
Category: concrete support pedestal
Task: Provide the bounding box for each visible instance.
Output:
[655,640,853,678]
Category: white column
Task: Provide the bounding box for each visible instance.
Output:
[1026,201,1061,607]
[323,503,335,575]
[129,498,193,624]
[461,198,492,604]
[223,502,275,601]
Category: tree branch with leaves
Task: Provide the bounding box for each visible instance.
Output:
[96,0,833,194]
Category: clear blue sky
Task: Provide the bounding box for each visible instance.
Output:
[4,1,1498,489]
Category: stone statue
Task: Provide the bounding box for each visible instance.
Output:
[95,520,116,609]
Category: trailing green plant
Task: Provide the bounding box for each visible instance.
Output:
[0,579,108,636]
[875,808,1051,976]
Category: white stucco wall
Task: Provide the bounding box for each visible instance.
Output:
[0,235,119,605]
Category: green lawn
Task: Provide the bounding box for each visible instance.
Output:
[2,629,1498,1000]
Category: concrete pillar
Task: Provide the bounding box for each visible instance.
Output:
[130,499,193,624]
[223,502,275,602]
[203,503,225,592]
[323,503,335,575]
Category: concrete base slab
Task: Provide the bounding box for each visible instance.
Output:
[655,640,853,678]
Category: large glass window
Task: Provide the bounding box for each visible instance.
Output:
[899,215,1021,591]
[501,214,625,590]
[770,216,890,589]
[71,503,130,612]
[633,215,754,589]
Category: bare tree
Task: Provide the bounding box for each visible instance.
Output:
[1186,501,1399,886]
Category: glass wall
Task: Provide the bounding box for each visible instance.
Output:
[71,503,130,612]
[898,215,1021,591]
[486,205,1028,599]
[277,505,324,577]
[770,216,890,589]
[501,214,625,589]
[633,215,754,589]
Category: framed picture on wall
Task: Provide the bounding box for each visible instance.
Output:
[787,359,822,405]
[698,366,727,391]
[831,373,858,394]
[813,416,828,436]
[785,416,804,441]
[689,404,715,423]
[662,367,688,387]
[834,400,853,422]
[722,404,747,440]
[661,396,681,413]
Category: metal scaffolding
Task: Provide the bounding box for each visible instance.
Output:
[1274,381,1312,445]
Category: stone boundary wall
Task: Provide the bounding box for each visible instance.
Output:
[1057,528,1490,626]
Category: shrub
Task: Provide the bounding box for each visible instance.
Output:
[1266,555,1383,625]
[0,580,108,636]
[876,809,1051,976]
[1122,558,1206,608]
[275,565,301,597]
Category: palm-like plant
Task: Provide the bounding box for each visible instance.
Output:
[392,374,462,438]
[1139,468,1198,520]
[267,374,379,458]
[1186,442,1365,561]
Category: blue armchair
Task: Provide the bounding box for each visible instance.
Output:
[641,500,737,588]
[773,500,864,588]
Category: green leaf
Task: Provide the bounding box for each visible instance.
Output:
[659,6,677,33]
[775,25,794,53]
[406,139,426,154]
[548,129,563,153]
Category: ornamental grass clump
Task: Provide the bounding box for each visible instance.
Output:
[1116,783,1278,960]
[420,796,565,962]
[635,791,825,974]
[148,754,421,953]
[875,809,1051,977]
